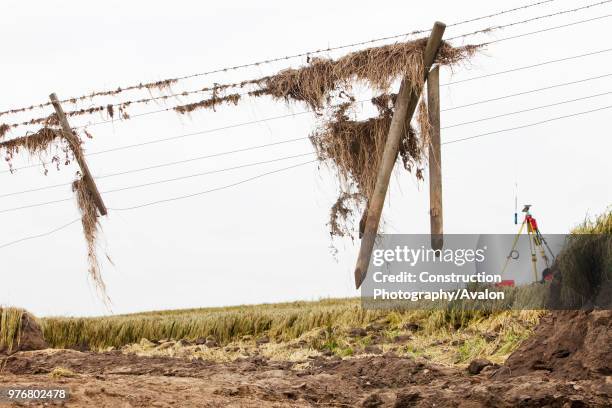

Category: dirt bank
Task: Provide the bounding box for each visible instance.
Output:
[499,310,611,380]
[0,311,47,355]
[1,348,610,407]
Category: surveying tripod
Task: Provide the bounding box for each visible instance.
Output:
[502,205,556,283]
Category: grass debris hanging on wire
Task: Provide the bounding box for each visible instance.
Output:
[0,127,71,174]
[172,38,478,237]
[72,177,109,302]
[0,127,109,298]
[0,35,479,290]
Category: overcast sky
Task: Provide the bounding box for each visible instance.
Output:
[1,0,610,317]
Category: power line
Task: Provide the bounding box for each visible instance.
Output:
[0,159,317,249]
[446,0,612,41]
[0,196,73,214]
[63,46,612,130]
[8,6,608,134]
[1,101,606,250]
[1,104,610,215]
[2,69,611,176]
[15,12,610,134]
[4,86,611,199]
[485,13,612,45]
[442,48,612,86]
[1,97,607,248]
[442,90,612,129]
[5,87,612,198]
[103,153,315,194]
[0,218,81,250]
[8,0,612,250]
[442,104,612,145]
[0,158,319,215]
[441,73,612,112]
[108,159,318,211]
[0,0,558,118]
[0,101,612,249]
[95,137,311,175]
[0,151,316,198]
[1,129,311,174]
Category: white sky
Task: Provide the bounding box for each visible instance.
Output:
[1,0,610,317]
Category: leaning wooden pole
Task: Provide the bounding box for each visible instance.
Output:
[354,21,446,289]
[427,65,443,251]
[49,93,108,216]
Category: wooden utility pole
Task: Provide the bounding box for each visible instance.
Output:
[354,21,446,289]
[427,65,443,251]
[49,93,108,216]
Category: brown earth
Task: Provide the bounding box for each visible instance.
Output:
[499,310,611,380]
[0,347,610,407]
[0,310,610,407]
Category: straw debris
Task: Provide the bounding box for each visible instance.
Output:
[0,127,69,173]
[310,102,423,237]
[0,123,10,139]
[417,95,431,155]
[257,39,478,111]
[174,93,241,114]
[72,177,108,300]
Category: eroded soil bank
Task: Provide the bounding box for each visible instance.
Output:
[0,348,609,407]
[0,310,610,407]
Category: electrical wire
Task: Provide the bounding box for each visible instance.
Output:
[0,0,559,118]
[1,103,610,215]
[64,46,612,129]
[0,151,316,198]
[441,48,612,86]
[106,159,317,211]
[442,104,612,145]
[445,0,612,41]
[2,69,611,176]
[0,218,81,250]
[442,90,612,129]
[1,131,311,174]
[1,101,610,247]
[5,87,612,199]
[485,13,612,45]
[0,159,317,249]
[7,9,611,137]
[7,0,612,250]
[441,73,612,112]
[14,16,610,135]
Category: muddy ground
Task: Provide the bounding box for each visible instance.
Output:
[0,347,609,407]
[1,310,610,407]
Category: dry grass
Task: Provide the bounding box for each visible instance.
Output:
[39,292,541,352]
[417,95,431,153]
[310,100,428,237]
[116,310,541,366]
[72,178,107,300]
[0,307,24,353]
[555,208,612,307]
[258,39,478,110]
[174,93,241,114]
[0,123,10,139]
[37,299,542,367]
[0,127,64,172]
[310,102,420,237]
[49,367,78,378]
